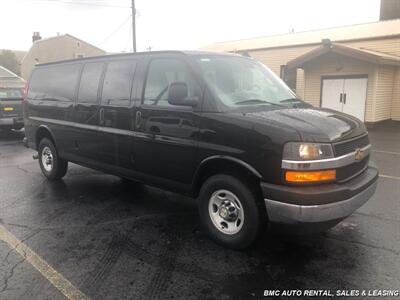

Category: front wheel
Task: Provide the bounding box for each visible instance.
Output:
[198,174,266,249]
[38,138,68,180]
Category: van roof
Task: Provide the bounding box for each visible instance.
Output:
[36,50,238,67]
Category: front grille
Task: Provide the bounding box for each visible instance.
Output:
[333,134,370,156]
[336,156,369,182]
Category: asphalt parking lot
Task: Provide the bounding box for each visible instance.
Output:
[0,122,399,300]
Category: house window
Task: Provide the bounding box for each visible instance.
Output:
[76,41,81,48]
[280,65,287,81]
[75,53,85,59]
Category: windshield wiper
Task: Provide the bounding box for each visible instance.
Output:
[235,99,286,107]
[279,98,303,103]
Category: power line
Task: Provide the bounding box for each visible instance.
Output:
[84,13,131,56]
[98,14,132,46]
[8,0,135,52]
[58,0,126,3]
[54,0,130,8]
[124,24,133,52]
[11,0,130,8]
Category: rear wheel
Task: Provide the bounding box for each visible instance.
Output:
[38,138,68,180]
[198,174,266,249]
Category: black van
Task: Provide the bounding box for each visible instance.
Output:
[23,51,378,249]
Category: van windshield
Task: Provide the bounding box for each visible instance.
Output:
[194,55,299,107]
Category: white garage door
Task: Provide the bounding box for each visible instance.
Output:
[321,77,367,121]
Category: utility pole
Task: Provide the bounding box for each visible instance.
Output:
[131,0,136,52]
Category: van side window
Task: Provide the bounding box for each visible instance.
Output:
[144,59,197,107]
[28,64,80,101]
[101,60,136,106]
[77,62,104,104]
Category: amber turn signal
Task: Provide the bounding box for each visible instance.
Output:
[285,170,336,183]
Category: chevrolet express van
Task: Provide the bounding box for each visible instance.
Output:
[23,51,378,249]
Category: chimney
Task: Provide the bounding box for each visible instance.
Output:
[380,0,400,21]
[32,32,42,43]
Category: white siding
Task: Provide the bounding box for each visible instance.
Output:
[248,45,315,98]
[374,65,395,121]
[391,67,400,121]
[345,38,400,57]
[249,45,315,76]
[296,68,305,99]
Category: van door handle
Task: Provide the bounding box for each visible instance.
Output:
[99,107,104,125]
[343,93,347,104]
[135,111,142,129]
[339,93,343,103]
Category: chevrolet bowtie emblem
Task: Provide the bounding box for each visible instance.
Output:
[354,148,364,161]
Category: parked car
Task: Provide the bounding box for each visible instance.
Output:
[23,51,378,249]
[0,65,25,132]
[0,87,24,131]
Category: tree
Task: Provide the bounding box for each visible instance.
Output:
[0,50,20,76]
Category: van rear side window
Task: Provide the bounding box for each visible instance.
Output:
[101,60,136,107]
[28,64,81,101]
[77,62,104,104]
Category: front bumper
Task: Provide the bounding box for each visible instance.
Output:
[0,117,23,127]
[0,117,14,126]
[261,165,378,225]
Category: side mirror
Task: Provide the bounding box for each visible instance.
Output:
[167,82,198,107]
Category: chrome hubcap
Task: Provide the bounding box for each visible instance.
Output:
[41,146,53,172]
[208,189,244,235]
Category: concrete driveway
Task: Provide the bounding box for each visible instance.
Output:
[0,122,399,299]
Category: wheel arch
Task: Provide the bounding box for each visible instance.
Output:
[35,125,57,149]
[192,156,262,197]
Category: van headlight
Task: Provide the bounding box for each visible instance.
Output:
[283,142,334,161]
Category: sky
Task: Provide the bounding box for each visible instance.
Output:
[0,0,381,53]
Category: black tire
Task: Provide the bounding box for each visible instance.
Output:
[38,138,68,180]
[198,174,266,249]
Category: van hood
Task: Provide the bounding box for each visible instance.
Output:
[232,107,367,143]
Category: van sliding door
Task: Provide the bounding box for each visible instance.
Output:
[98,59,137,167]
[74,62,105,161]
